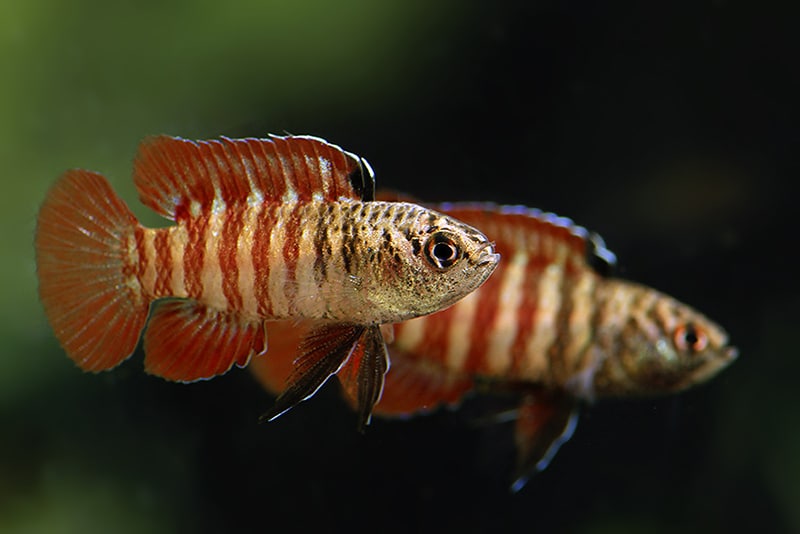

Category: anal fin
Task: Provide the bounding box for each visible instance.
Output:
[370,346,474,417]
[511,391,579,492]
[144,300,266,382]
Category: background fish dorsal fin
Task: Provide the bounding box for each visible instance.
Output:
[435,203,616,275]
[134,135,375,220]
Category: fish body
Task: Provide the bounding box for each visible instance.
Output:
[135,199,492,325]
[250,202,736,487]
[391,204,734,400]
[35,136,498,426]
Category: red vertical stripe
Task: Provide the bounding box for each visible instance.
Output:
[508,262,544,378]
[220,207,245,312]
[281,204,303,314]
[183,214,208,299]
[413,311,456,369]
[134,226,148,293]
[462,267,506,375]
[153,229,172,298]
[252,204,274,316]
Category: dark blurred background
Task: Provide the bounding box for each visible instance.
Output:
[3,1,798,532]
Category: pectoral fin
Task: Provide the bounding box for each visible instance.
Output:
[511,391,579,492]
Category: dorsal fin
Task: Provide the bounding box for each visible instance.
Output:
[133,135,375,220]
[435,202,616,275]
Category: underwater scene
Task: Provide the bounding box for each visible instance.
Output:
[3,2,797,533]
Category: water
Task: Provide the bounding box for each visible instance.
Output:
[2,2,796,532]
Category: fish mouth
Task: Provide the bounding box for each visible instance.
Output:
[475,241,500,268]
[679,344,738,390]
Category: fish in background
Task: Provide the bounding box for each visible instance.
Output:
[250,201,737,490]
[34,136,499,427]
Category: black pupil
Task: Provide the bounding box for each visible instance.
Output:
[432,242,454,261]
[684,324,698,348]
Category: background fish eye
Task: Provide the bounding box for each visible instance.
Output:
[674,323,708,353]
[424,232,462,269]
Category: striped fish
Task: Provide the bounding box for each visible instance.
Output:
[34,136,499,428]
[251,202,736,488]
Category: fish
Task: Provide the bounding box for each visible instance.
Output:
[250,201,737,489]
[34,135,499,428]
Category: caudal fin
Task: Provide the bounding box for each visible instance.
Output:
[35,169,149,372]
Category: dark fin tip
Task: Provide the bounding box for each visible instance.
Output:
[585,232,617,277]
[510,392,580,491]
[349,157,376,202]
[510,475,530,494]
[258,323,365,425]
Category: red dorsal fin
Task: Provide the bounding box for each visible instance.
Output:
[133,135,375,220]
[143,300,266,382]
[435,203,617,276]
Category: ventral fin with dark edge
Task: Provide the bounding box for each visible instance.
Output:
[336,325,389,431]
[511,390,579,493]
[248,320,473,422]
[259,323,366,424]
[133,135,375,221]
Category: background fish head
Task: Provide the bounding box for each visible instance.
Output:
[593,281,737,397]
[365,202,499,323]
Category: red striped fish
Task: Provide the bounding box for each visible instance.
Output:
[34,136,499,428]
[250,202,736,488]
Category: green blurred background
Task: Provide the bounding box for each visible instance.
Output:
[3,1,798,532]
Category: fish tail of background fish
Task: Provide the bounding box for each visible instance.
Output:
[35,169,151,373]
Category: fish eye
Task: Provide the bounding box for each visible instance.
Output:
[424,232,462,269]
[674,323,708,354]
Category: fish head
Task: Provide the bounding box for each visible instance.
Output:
[594,281,737,397]
[366,202,499,322]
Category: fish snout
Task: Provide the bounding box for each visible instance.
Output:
[475,241,500,269]
[724,346,739,362]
